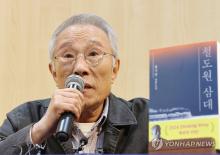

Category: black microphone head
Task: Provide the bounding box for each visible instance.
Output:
[65,74,84,92]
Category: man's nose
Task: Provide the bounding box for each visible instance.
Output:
[72,53,89,76]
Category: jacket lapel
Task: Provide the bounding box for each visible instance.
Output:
[102,94,137,153]
[102,123,120,153]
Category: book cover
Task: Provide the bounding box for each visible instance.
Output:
[149,41,220,152]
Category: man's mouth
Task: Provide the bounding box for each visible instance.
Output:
[84,83,93,89]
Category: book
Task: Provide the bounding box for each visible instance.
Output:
[149,41,220,152]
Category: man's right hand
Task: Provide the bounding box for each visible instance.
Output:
[30,88,84,144]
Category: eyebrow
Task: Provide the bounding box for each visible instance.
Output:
[56,41,73,52]
[88,39,104,48]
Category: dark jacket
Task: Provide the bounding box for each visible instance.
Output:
[0,94,148,154]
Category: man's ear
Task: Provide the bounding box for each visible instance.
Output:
[111,58,120,83]
[49,62,58,84]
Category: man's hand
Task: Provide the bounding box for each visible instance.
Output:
[31,88,84,144]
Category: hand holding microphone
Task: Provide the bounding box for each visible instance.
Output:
[30,74,86,144]
[56,74,84,142]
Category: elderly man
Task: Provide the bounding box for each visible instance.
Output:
[0,13,148,154]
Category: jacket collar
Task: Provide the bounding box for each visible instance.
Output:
[107,93,137,126]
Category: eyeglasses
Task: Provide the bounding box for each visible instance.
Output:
[53,49,115,67]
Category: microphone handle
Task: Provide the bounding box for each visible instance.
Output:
[56,112,74,142]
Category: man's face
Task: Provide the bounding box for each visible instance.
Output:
[49,24,119,110]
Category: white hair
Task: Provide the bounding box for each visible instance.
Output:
[48,13,119,60]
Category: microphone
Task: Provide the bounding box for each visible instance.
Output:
[56,74,84,142]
